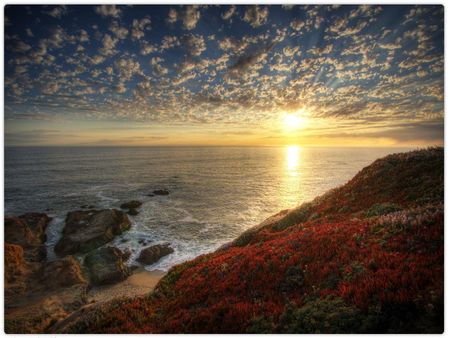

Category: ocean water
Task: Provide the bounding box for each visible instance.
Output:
[5,146,411,270]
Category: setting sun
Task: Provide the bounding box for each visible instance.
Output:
[284,113,307,131]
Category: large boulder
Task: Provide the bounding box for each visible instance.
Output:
[137,244,174,265]
[84,247,130,286]
[40,256,87,290]
[54,209,131,256]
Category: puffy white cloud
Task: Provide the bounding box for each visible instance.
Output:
[79,29,89,42]
[7,40,31,53]
[132,17,151,40]
[166,8,178,24]
[99,34,118,56]
[140,43,157,55]
[115,58,142,81]
[243,6,269,28]
[182,5,201,30]
[182,34,206,56]
[95,5,121,18]
[109,21,129,40]
[151,57,169,76]
[46,5,68,18]
[290,19,305,31]
[221,6,236,21]
[167,6,201,30]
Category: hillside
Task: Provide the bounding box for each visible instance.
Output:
[55,147,444,333]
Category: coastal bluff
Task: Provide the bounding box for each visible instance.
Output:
[5,148,444,333]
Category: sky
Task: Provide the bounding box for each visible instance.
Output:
[4,5,444,147]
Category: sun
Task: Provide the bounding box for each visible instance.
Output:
[283,113,307,130]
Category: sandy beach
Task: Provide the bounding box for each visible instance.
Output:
[87,268,166,304]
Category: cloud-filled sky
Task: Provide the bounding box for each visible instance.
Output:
[4,5,444,146]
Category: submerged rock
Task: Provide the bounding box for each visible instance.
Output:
[54,209,131,256]
[120,200,142,209]
[127,208,139,216]
[84,247,130,286]
[153,189,170,196]
[137,244,174,265]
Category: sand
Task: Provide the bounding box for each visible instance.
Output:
[87,268,166,304]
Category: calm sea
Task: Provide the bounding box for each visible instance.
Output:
[5,146,411,270]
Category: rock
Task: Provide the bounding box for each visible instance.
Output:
[19,213,52,242]
[5,217,39,248]
[54,209,131,256]
[4,214,50,262]
[122,249,132,261]
[40,256,87,290]
[5,243,28,285]
[88,205,96,209]
[137,244,174,265]
[138,238,151,245]
[153,189,170,196]
[80,205,88,209]
[84,247,130,286]
[120,200,142,209]
[127,208,139,216]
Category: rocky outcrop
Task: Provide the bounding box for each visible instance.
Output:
[153,189,169,196]
[137,244,174,265]
[84,247,130,286]
[5,238,88,334]
[5,213,51,262]
[40,256,87,290]
[5,243,29,298]
[18,213,51,242]
[54,209,131,256]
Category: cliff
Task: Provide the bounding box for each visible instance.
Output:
[44,148,447,332]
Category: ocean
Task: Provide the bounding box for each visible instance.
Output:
[5,146,412,270]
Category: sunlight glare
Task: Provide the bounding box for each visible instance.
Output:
[283,113,308,131]
[286,145,301,173]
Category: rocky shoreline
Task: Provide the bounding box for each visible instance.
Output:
[4,199,173,333]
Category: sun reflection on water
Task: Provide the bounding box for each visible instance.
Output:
[286,145,301,175]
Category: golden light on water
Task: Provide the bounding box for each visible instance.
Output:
[286,145,301,174]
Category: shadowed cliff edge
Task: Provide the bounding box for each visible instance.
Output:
[5,147,444,333]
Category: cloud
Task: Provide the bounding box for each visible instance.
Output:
[95,5,121,18]
[243,6,269,28]
[290,19,305,31]
[151,57,168,76]
[132,17,151,40]
[7,39,31,53]
[168,6,201,30]
[46,5,68,18]
[115,58,142,81]
[228,42,275,73]
[109,21,129,40]
[182,5,201,30]
[99,34,118,56]
[182,34,206,57]
[221,5,236,21]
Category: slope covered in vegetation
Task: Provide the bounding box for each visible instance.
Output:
[56,148,444,333]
